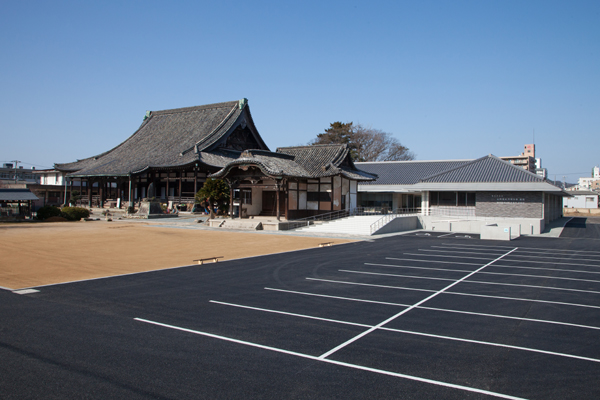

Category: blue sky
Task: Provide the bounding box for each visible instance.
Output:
[1,0,598,182]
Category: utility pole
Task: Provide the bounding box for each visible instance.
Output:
[11,160,21,184]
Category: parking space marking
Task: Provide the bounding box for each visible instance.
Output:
[306,278,600,310]
[134,317,527,400]
[423,248,600,265]
[208,300,372,328]
[481,264,600,276]
[265,287,600,331]
[342,269,600,295]
[317,248,518,359]
[365,262,600,284]
[208,300,600,364]
[403,253,503,261]
[387,257,482,266]
[366,262,472,273]
[445,243,600,256]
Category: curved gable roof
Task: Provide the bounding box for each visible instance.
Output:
[210,144,377,181]
[56,99,267,176]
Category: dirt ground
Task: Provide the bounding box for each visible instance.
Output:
[0,221,355,290]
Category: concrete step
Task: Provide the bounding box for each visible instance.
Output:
[297,215,384,235]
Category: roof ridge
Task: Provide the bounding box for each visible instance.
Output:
[419,154,548,184]
[150,100,239,116]
[277,143,348,151]
[418,155,491,182]
[355,159,473,165]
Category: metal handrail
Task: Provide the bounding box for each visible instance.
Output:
[369,208,421,235]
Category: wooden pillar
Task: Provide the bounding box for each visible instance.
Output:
[276,181,280,221]
[284,180,288,220]
[178,171,182,203]
[128,175,132,208]
[194,170,198,195]
[99,179,104,208]
[228,182,234,219]
[87,179,92,208]
[166,175,170,203]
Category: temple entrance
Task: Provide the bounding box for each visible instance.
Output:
[261,191,285,217]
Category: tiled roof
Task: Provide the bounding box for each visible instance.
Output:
[420,155,545,183]
[0,189,39,201]
[211,145,377,181]
[55,99,266,177]
[357,160,471,185]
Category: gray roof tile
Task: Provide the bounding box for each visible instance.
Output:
[356,160,471,185]
[0,189,39,201]
[56,100,265,177]
[420,155,545,183]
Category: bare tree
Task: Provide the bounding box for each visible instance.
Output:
[311,122,415,162]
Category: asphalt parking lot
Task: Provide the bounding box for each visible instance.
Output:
[2,232,600,399]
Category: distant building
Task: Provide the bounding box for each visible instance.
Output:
[500,144,537,173]
[563,190,599,209]
[577,176,600,191]
[0,163,39,186]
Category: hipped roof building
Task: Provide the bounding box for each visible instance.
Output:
[55,99,375,219]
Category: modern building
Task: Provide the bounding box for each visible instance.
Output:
[357,154,566,234]
[0,163,39,186]
[500,144,537,173]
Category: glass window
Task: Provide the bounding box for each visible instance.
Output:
[439,192,456,206]
[467,193,476,206]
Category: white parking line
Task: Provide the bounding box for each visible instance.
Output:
[387,257,482,266]
[134,317,527,400]
[424,248,600,264]
[447,243,600,256]
[404,253,600,268]
[209,300,371,328]
[342,269,600,295]
[208,300,600,364]
[366,262,600,284]
[306,277,600,310]
[265,287,600,331]
[317,248,518,360]
[485,264,600,276]
[403,253,493,261]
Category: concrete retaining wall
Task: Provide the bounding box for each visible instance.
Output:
[563,208,600,216]
[373,216,421,235]
[480,224,519,241]
[419,216,544,235]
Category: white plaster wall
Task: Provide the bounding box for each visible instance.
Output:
[242,188,263,216]
[563,194,599,209]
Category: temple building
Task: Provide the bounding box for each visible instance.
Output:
[55,99,375,219]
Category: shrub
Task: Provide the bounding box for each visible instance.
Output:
[60,206,90,221]
[37,206,61,221]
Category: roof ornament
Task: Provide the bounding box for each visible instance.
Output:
[143,110,151,121]
[239,98,248,110]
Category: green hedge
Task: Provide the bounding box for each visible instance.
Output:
[60,207,90,221]
[37,206,62,220]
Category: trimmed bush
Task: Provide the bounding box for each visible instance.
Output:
[60,206,90,221]
[37,206,61,221]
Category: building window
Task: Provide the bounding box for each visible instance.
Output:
[430,191,475,207]
[234,189,252,205]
